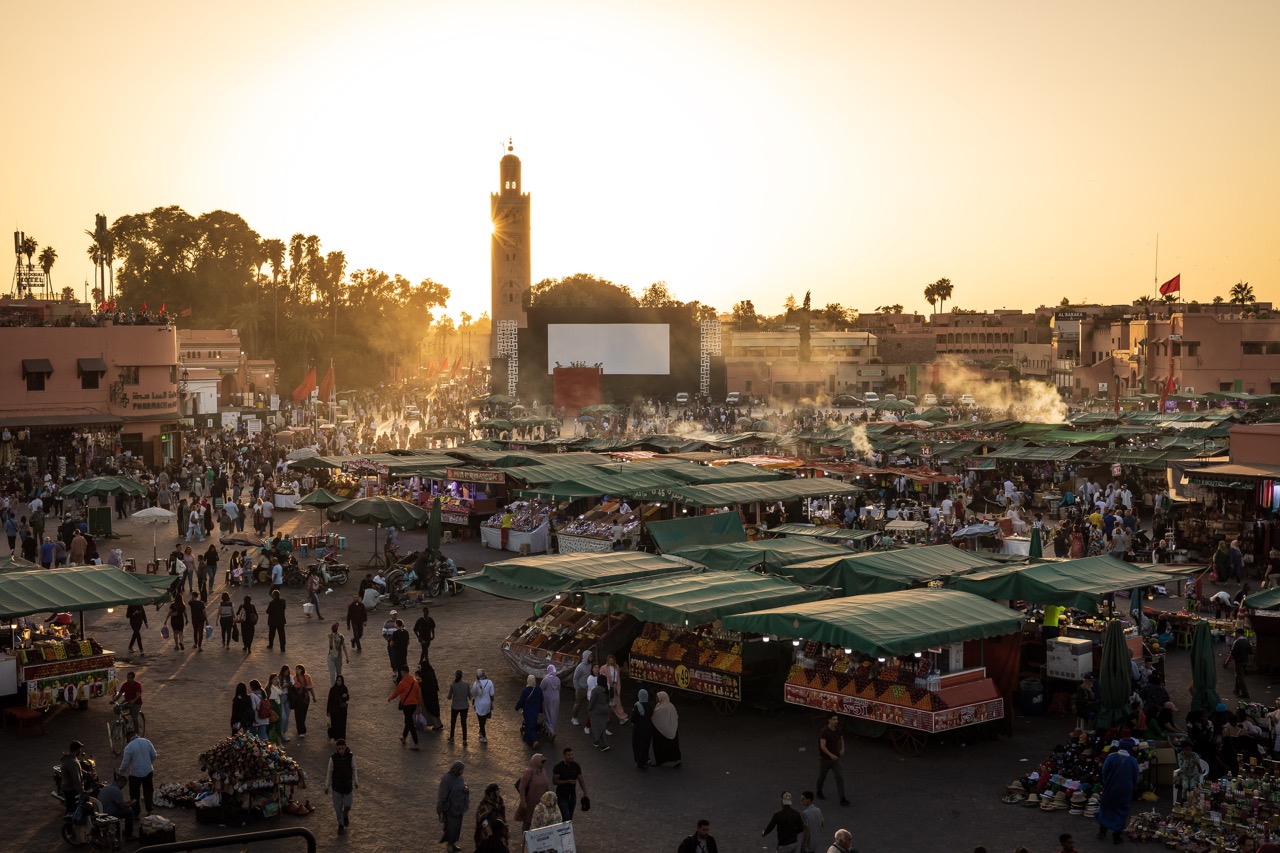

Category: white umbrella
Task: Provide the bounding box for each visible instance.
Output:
[132,506,176,567]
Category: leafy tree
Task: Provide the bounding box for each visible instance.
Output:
[732,300,759,330]
[261,238,286,350]
[60,286,75,301]
[639,281,678,307]
[1230,281,1255,306]
[783,294,798,313]
[821,304,848,327]
[1059,296,1071,307]
[924,282,938,312]
[86,214,115,301]
[1212,295,1224,305]
[229,301,263,358]
[529,273,636,309]
[1133,295,1155,318]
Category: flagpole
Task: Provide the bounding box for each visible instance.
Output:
[1153,234,1159,298]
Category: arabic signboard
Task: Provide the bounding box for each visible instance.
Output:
[1054,311,1086,321]
[783,682,1003,733]
[445,467,507,485]
[630,654,742,701]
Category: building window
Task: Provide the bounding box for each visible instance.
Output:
[81,372,99,390]
[120,366,140,385]
[1242,342,1264,355]
[26,372,45,392]
[1220,382,1234,392]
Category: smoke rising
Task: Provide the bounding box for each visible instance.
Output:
[933,357,1067,423]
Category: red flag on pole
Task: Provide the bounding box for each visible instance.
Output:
[291,368,317,403]
[318,360,335,403]
[140,301,148,312]
[159,302,166,314]
[180,307,192,318]
[1158,373,1175,412]
[449,356,462,378]
[1159,274,1181,296]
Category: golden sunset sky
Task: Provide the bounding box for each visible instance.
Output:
[3,0,1277,320]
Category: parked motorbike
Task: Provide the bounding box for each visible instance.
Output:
[306,561,348,586]
[52,755,103,802]
[60,796,121,850]
[427,558,464,598]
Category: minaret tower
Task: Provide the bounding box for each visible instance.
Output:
[490,140,531,356]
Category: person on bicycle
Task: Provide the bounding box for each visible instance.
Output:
[113,671,143,734]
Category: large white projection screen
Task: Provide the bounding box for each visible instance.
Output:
[546,324,671,374]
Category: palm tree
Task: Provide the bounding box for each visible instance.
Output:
[1133,295,1155,319]
[86,243,104,303]
[1230,281,1255,306]
[86,214,114,302]
[38,246,57,288]
[261,238,286,352]
[933,278,953,314]
[924,282,938,313]
[286,315,324,367]
[19,236,37,270]
[229,301,264,358]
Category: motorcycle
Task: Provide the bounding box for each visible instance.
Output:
[61,797,122,850]
[306,560,348,587]
[427,557,465,598]
[52,755,103,802]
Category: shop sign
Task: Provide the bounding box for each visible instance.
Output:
[629,654,741,701]
[782,682,1002,733]
[445,467,506,485]
[441,511,470,525]
[524,821,576,853]
[1054,311,1086,321]
[856,368,886,378]
[27,666,117,709]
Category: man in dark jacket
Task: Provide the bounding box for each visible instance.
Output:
[390,620,410,678]
[323,740,358,834]
[126,604,148,655]
[266,590,287,653]
[678,819,720,853]
[346,594,367,652]
[762,792,805,853]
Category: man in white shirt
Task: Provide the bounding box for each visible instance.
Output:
[940,496,954,519]
[28,496,43,516]
[261,500,274,535]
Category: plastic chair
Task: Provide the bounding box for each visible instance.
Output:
[1174,628,1194,650]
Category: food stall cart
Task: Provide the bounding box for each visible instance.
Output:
[456,552,695,678]
[723,588,1024,755]
[438,466,505,534]
[0,565,174,711]
[553,499,663,555]
[577,570,832,714]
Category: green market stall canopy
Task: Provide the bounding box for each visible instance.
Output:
[455,552,694,602]
[647,512,746,553]
[947,555,1199,611]
[0,565,175,620]
[778,545,1005,596]
[578,570,832,626]
[671,539,851,573]
[722,588,1024,658]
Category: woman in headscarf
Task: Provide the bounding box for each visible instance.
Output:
[588,675,611,751]
[230,682,253,734]
[631,688,655,769]
[540,664,561,739]
[652,691,681,767]
[516,674,544,748]
[602,654,629,725]
[416,662,443,730]
[531,790,562,829]
[267,673,286,744]
[327,674,350,741]
[473,783,506,849]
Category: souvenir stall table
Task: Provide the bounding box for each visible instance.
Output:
[436,466,506,536]
[576,570,831,714]
[0,565,174,711]
[480,501,552,553]
[190,733,310,825]
[272,490,299,511]
[723,589,1024,755]
[1126,753,1280,849]
[999,729,1160,821]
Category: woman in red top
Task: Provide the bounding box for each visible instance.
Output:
[387,665,423,749]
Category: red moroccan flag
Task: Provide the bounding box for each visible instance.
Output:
[1159,274,1181,296]
[180,307,192,318]
[317,361,335,403]
[159,302,166,314]
[1159,373,1176,412]
[449,356,462,378]
[292,368,317,403]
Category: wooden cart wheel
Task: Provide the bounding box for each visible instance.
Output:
[889,728,928,757]
[711,697,739,716]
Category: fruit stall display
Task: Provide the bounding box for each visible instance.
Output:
[17,638,116,710]
[627,623,794,712]
[500,604,641,679]
[784,642,1004,735]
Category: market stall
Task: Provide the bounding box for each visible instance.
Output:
[669,539,852,573]
[457,552,695,602]
[763,523,879,549]
[188,732,310,825]
[480,500,553,553]
[553,499,662,555]
[436,466,506,530]
[0,565,174,709]
[578,570,832,714]
[723,588,1024,754]
[500,604,642,679]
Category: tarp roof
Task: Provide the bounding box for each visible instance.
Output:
[777,545,1004,596]
[0,565,175,619]
[947,556,1199,611]
[634,478,863,508]
[1242,587,1280,611]
[579,570,832,625]
[454,552,693,601]
[648,512,746,553]
[766,524,880,542]
[721,588,1024,657]
[672,539,851,573]
[985,445,1090,461]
